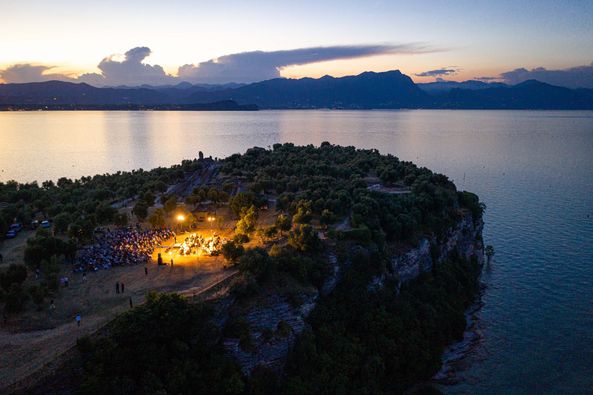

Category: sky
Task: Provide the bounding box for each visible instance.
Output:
[1,0,593,87]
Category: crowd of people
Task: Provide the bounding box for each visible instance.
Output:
[75,228,175,272]
[176,232,227,256]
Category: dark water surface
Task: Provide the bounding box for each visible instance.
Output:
[1,110,592,393]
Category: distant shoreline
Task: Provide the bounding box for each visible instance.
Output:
[0,101,258,112]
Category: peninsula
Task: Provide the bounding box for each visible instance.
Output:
[0,144,485,394]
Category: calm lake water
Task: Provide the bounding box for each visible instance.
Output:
[1,110,593,393]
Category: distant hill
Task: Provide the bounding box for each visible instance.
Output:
[0,81,254,110]
[0,81,170,106]
[438,80,593,109]
[2,72,593,110]
[418,80,507,94]
[187,70,429,109]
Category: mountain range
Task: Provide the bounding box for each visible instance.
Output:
[2,70,593,110]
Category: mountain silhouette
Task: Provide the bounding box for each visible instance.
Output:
[2,72,593,110]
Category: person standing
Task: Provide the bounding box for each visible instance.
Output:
[170,258,174,267]
[144,266,148,276]
[121,282,125,293]
[75,313,81,327]
[116,282,120,294]
[129,297,133,309]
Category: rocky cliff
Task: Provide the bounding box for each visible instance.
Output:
[221,211,484,375]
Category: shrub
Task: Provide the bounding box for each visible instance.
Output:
[0,264,27,292]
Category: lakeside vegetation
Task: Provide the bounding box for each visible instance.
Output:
[1,143,484,394]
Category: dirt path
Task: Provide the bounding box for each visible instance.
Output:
[0,267,237,392]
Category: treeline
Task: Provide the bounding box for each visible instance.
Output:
[0,159,201,242]
[222,143,483,247]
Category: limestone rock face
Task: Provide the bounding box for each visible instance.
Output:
[390,212,484,284]
[222,212,484,375]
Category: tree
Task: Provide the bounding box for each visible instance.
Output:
[142,191,156,206]
[113,212,129,227]
[132,201,149,221]
[53,212,71,234]
[148,208,166,228]
[236,205,258,235]
[163,196,177,213]
[288,224,322,253]
[221,241,244,264]
[77,293,245,394]
[0,264,27,292]
[95,203,116,224]
[275,213,292,236]
[229,192,254,217]
[238,248,274,280]
[4,283,28,313]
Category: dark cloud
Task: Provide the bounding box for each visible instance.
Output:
[415,67,459,78]
[0,64,74,83]
[1,43,437,86]
[178,44,434,84]
[499,63,593,88]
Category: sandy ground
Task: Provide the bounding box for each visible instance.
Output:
[0,203,278,390]
[0,230,233,391]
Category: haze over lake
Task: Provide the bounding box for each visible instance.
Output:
[1,110,593,393]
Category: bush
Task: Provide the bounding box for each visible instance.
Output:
[233,233,250,244]
[288,224,322,253]
[28,284,48,310]
[238,248,274,281]
[0,264,27,292]
[132,200,149,221]
[4,283,29,313]
[221,241,245,264]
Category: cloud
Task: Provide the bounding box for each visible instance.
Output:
[0,64,74,83]
[178,43,434,84]
[1,43,437,86]
[499,63,593,89]
[473,76,501,82]
[78,47,176,86]
[415,67,459,78]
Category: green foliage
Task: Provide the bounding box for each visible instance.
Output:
[458,191,485,221]
[230,192,255,217]
[163,196,178,213]
[77,293,244,395]
[142,191,156,206]
[52,212,71,234]
[236,205,258,235]
[275,213,292,235]
[41,257,61,291]
[132,200,149,221]
[0,264,27,292]
[288,224,322,253]
[28,284,48,309]
[113,212,129,227]
[24,234,75,269]
[284,254,481,394]
[148,208,166,228]
[95,203,117,224]
[238,247,274,281]
[4,283,29,313]
[221,241,245,264]
[221,143,474,247]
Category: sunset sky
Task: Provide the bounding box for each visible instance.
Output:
[1,0,593,87]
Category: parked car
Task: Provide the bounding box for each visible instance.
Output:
[31,220,40,229]
[41,220,51,229]
[9,223,23,232]
[5,230,17,239]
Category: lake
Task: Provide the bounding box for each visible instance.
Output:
[1,110,593,393]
